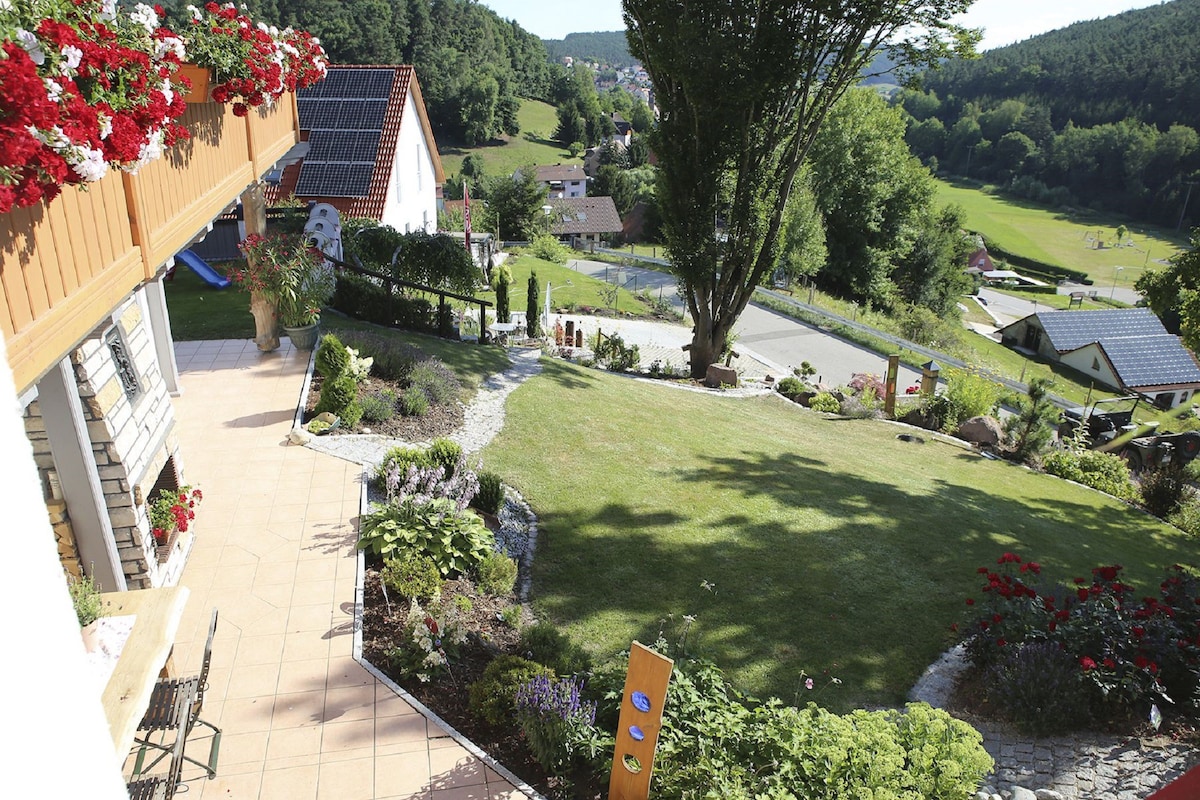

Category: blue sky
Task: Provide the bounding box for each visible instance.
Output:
[482,0,1166,51]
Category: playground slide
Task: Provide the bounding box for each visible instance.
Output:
[175,249,231,289]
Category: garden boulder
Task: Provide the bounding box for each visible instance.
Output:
[956,416,1003,447]
[705,364,738,388]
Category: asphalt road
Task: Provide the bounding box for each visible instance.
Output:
[566,257,925,387]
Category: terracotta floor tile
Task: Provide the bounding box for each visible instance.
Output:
[265,724,323,760]
[428,747,485,787]
[317,757,375,800]
[233,633,285,667]
[224,662,281,699]
[320,717,376,754]
[322,683,377,724]
[217,729,270,766]
[271,691,325,730]
[218,696,274,733]
[259,764,319,800]
[276,656,330,695]
[375,751,433,797]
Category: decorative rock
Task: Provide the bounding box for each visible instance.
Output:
[704,363,738,388]
[288,426,313,445]
[956,415,1003,446]
[1035,790,1066,800]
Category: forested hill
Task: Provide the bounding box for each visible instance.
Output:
[235,0,551,145]
[543,31,634,67]
[921,0,1200,131]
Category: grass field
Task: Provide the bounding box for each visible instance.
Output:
[483,359,1190,712]
[439,100,582,178]
[468,253,655,321]
[934,178,1187,289]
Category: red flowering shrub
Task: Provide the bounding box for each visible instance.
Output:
[959,553,1200,725]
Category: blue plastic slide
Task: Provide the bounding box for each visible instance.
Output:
[175,249,231,289]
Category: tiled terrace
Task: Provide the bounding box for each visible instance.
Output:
[163,338,526,799]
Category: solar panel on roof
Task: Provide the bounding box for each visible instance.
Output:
[298,99,389,131]
[301,69,393,100]
[306,130,381,163]
[295,163,374,197]
[1099,334,1200,387]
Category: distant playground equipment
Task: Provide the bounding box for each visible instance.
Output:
[169,249,231,289]
[304,203,343,261]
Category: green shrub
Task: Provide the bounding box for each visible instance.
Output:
[360,389,396,425]
[519,622,592,676]
[469,655,553,727]
[380,552,443,603]
[426,438,463,478]
[409,357,460,405]
[357,497,495,576]
[69,573,106,627]
[1043,448,1136,500]
[776,376,806,401]
[374,446,428,489]
[314,333,350,379]
[340,398,363,428]
[476,550,518,596]
[1140,465,1191,518]
[653,657,992,799]
[593,332,640,372]
[809,392,839,413]
[472,470,504,515]
[528,234,570,264]
[515,674,605,775]
[938,366,1001,432]
[1169,494,1200,536]
[399,386,429,417]
[314,373,358,418]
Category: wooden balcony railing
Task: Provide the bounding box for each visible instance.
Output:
[1,91,299,395]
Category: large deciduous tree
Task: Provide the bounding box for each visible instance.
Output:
[623,0,977,376]
[1136,232,1200,349]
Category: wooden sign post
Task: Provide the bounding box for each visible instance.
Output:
[608,642,673,800]
[884,353,900,418]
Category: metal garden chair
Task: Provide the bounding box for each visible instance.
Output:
[131,608,221,781]
[126,683,194,799]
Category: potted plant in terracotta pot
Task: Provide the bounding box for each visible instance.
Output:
[232,232,335,351]
[148,485,203,562]
[69,572,108,652]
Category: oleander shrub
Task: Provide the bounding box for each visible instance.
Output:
[380,552,443,604]
[986,640,1096,735]
[359,389,396,425]
[519,622,593,677]
[315,333,350,379]
[409,357,460,405]
[809,392,840,413]
[468,655,552,727]
[472,470,504,515]
[399,386,429,417]
[476,550,518,596]
[1140,465,1192,519]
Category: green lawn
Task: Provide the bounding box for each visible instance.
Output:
[483,360,1190,712]
[471,254,656,320]
[440,100,581,178]
[935,178,1186,287]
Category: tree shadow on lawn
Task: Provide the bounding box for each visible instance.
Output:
[533,446,1188,713]
[532,357,607,391]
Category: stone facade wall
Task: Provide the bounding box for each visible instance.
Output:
[23,291,190,589]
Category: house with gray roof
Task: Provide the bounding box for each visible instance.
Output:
[998,308,1200,408]
[547,196,622,245]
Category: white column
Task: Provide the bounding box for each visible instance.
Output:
[141,277,181,396]
[0,335,129,799]
[38,358,127,593]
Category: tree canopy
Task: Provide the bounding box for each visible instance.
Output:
[1135,232,1200,350]
[624,0,977,376]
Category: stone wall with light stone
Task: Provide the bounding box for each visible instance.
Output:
[22,292,191,588]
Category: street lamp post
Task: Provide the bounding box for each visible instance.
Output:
[1111,266,1124,300]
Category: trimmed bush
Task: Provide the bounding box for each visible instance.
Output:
[476,550,518,596]
[399,386,429,417]
[409,357,460,405]
[472,470,504,515]
[315,333,349,379]
[809,392,839,413]
[315,373,357,418]
[519,622,593,676]
[359,389,396,425]
[426,438,463,478]
[776,376,806,401]
[374,445,428,488]
[468,655,552,727]
[380,552,443,604]
[1043,447,1136,500]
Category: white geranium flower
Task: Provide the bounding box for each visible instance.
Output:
[156,36,186,61]
[98,0,117,20]
[43,77,63,103]
[130,3,159,33]
[160,81,174,107]
[134,129,166,171]
[71,147,109,182]
[17,29,46,65]
[97,113,113,140]
[60,45,83,75]
[187,4,202,21]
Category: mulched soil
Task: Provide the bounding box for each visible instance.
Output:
[360,565,603,798]
[304,374,463,440]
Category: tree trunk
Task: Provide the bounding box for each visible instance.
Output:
[687,318,722,379]
[250,290,279,352]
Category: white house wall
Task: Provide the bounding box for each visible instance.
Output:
[0,331,130,799]
[381,89,438,235]
[1060,344,1121,391]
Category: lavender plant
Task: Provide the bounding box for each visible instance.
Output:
[514,674,604,774]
